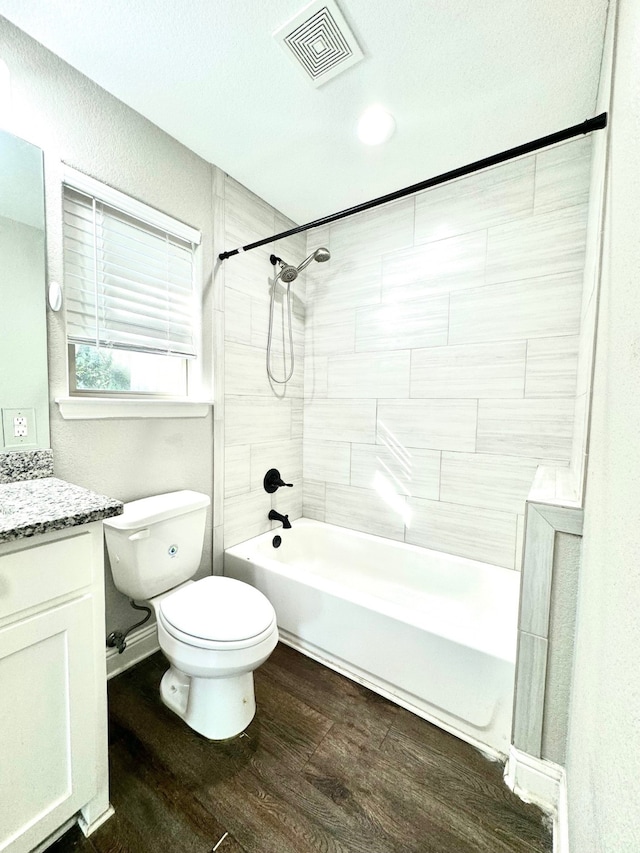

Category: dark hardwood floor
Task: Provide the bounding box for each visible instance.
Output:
[50,645,551,853]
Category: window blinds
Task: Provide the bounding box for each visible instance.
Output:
[63,185,197,358]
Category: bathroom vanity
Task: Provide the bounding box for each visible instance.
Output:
[0,476,122,853]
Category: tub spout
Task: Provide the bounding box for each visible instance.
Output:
[268,509,291,529]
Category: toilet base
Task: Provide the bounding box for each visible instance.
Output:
[160,665,256,740]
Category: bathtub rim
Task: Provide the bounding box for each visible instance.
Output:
[225,517,520,663]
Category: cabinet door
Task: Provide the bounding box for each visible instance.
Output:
[0,596,96,853]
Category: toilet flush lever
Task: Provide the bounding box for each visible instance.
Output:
[263,468,293,493]
[128,529,150,541]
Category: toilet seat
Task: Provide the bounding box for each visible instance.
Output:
[159,576,277,651]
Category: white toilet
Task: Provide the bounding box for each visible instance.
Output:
[103,490,278,740]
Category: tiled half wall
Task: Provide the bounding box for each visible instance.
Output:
[302,137,593,569]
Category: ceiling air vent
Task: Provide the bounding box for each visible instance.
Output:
[274,0,364,88]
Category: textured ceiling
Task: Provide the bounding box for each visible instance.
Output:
[0,0,608,224]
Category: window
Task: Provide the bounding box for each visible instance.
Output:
[62,168,201,398]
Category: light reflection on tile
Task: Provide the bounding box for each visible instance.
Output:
[356,296,449,352]
[351,443,440,500]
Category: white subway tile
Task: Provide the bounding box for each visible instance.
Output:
[226,396,291,445]
[224,489,272,548]
[440,452,541,514]
[307,256,382,321]
[224,288,252,344]
[304,399,377,444]
[414,157,535,244]
[449,272,582,344]
[356,296,449,352]
[525,336,579,398]
[303,479,326,521]
[477,399,575,460]
[304,355,328,400]
[325,484,407,541]
[225,178,275,245]
[291,399,304,439]
[382,231,486,303]
[351,443,440,500]
[225,342,277,397]
[405,497,518,569]
[411,341,526,398]
[305,311,357,357]
[534,137,592,215]
[224,444,251,498]
[304,440,351,484]
[327,351,410,398]
[486,204,588,284]
[512,631,547,753]
[225,248,273,302]
[377,400,477,452]
[330,197,414,257]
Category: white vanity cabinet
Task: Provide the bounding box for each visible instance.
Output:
[0,521,112,853]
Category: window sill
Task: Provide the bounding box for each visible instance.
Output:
[55,396,212,420]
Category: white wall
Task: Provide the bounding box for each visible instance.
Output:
[0,18,215,633]
[565,0,640,848]
[302,143,592,569]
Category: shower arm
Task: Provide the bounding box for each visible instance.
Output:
[295,252,317,274]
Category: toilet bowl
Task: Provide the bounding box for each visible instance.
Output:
[152,576,278,738]
[103,491,279,740]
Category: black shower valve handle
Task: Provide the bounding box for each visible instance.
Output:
[264,468,293,493]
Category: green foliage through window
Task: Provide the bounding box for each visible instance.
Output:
[75,346,131,391]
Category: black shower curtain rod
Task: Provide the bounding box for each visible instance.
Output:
[218,112,607,262]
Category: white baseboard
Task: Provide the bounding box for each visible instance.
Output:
[106,623,160,680]
[78,804,115,837]
[504,746,569,853]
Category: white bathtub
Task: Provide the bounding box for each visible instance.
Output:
[224,518,519,756]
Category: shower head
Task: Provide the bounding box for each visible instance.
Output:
[296,246,331,273]
[270,254,299,282]
[312,247,331,263]
[279,263,299,283]
[270,248,331,281]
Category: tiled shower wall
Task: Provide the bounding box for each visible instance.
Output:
[222,178,306,548]
[302,137,593,570]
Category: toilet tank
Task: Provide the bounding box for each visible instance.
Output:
[103,490,210,601]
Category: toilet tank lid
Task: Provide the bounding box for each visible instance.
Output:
[103,490,210,530]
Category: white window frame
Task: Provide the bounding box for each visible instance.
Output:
[56,166,211,420]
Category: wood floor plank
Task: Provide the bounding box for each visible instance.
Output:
[48,646,551,853]
[379,727,550,852]
[305,725,484,853]
[262,644,396,749]
[193,723,400,853]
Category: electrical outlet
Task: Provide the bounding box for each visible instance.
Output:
[14,416,28,437]
[1,408,36,448]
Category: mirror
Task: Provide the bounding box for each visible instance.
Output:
[0,128,49,451]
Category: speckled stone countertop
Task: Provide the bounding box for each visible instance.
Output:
[0,477,123,544]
